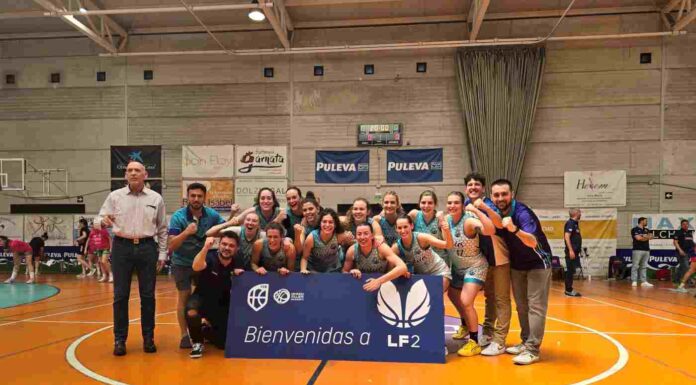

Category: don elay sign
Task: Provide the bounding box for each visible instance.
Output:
[226,273,445,363]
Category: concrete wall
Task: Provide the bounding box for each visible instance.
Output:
[0,13,694,252]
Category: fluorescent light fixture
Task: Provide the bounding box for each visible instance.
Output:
[79,7,87,13]
[248,0,265,21]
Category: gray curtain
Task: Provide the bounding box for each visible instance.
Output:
[455,46,545,192]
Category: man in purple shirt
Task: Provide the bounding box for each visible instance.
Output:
[490,179,552,366]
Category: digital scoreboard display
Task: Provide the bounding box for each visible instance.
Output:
[357,123,402,146]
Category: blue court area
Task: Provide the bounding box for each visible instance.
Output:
[0,284,59,308]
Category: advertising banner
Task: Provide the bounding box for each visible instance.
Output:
[235,146,287,177]
[24,215,74,246]
[111,145,162,178]
[234,179,287,209]
[315,150,369,184]
[564,170,626,207]
[537,208,617,275]
[182,180,234,211]
[386,149,443,184]
[182,145,235,178]
[226,273,444,363]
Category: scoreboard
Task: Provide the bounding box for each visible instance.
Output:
[357,123,402,146]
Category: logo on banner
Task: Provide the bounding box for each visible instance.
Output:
[128,151,144,163]
[387,161,442,171]
[377,280,430,329]
[273,289,290,305]
[247,284,269,312]
[238,151,284,174]
[316,162,369,172]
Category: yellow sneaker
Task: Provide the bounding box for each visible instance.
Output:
[452,325,468,340]
[457,339,481,357]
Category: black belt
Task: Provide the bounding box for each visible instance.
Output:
[114,236,154,245]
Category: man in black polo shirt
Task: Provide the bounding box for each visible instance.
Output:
[186,231,242,359]
[563,209,582,297]
[631,217,653,287]
[673,219,694,284]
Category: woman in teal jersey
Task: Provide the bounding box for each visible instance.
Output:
[373,191,404,247]
[393,215,453,290]
[251,223,296,275]
[293,197,322,253]
[408,190,446,254]
[300,208,352,274]
[232,188,281,229]
[446,191,495,357]
[340,197,381,244]
[343,222,407,292]
[282,186,304,240]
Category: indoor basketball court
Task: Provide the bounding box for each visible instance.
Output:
[1,0,696,384]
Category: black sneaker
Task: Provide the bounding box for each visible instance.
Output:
[179,335,192,349]
[143,339,157,353]
[564,290,582,297]
[113,341,126,356]
[190,343,203,359]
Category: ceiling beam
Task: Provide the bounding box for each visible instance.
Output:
[42,3,264,16]
[468,0,490,41]
[260,0,291,49]
[673,7,696,30]
[664,0,684,13]
[284,0,399,5]
[33,0,118,53]
[81,0,128,38]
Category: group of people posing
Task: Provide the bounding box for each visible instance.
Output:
[166,172,553,365]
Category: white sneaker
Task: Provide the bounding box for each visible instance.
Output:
[108,275,114,283]
[478,334,492,347]
[506,343,526,355]
[98,275,107,283]
[3,277,15,284]
[481,342,506,356]
[675,287,688,293]
[76,274,86,278]
[631,281,638,287]
[641,282,654,288]
[512,351,540,365]
[26,278,34,284]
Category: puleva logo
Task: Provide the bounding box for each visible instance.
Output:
[247,284,269,312]
[377,279,430,328]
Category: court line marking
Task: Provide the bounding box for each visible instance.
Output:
[550,288,696,329]
[546,315,629,385]
[66,311,176,385]
[0,289,177,328]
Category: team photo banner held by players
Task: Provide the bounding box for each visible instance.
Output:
[226,273,445,363]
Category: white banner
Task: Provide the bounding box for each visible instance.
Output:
[25,215,74,246]
[235,146,287,177]
[0,215,24,240]
[631,213,695,250]
[564,170,626,208]
[537,208,617,276]
[182,145,235,178]
[234,179,287,209]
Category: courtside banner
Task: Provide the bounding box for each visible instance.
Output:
[226,273,444,363]
[315,150,369,183]
[386,149,443,183]
[182,145,235,178]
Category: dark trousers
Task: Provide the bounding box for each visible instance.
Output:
[564,249,580,292]
[185,292,228,349]
[111,238,158,343]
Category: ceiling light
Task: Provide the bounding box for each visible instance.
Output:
[79,7,87,13]
[248,0,265,22]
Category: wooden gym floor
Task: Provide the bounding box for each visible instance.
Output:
[1,274,694,385]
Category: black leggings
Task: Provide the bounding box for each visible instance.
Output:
[185,292,228,349]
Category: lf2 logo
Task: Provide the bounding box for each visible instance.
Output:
[377,279,430,329]
[247,284,269,312]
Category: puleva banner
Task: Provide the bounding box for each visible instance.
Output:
[386,149,443,183]
[564,170,626,208]
[182,145,235,178]
[315,150,369,184]
[110,146,162,178]
[226,273,445,363]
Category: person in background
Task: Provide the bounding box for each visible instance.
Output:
[1,236,34,284]
[673,219,694,284]
[631,217,654,288]
[563,208,582,297]
[75,218,92,278]
[29,232,49,280]
[87,222,112,283]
